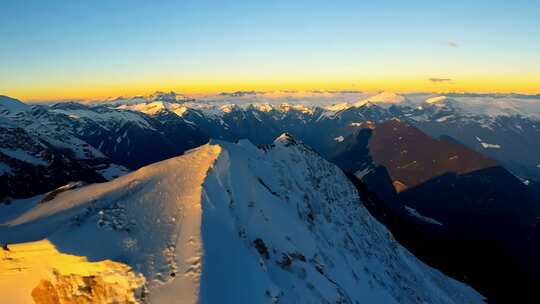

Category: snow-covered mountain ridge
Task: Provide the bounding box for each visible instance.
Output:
[99,91,540,121]
[0,96,208,201]
[0,136,483,303]
[2,92,540,201]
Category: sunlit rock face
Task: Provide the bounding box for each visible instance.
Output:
[31,271,143,304]
[0,240,145,304]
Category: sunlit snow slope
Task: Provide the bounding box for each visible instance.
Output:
[0,240,145,304]
[0,137,483,303]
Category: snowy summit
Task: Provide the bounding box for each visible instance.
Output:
[0,135,483,304]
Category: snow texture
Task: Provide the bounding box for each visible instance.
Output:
[475,136,502,149]
[0,137,483,303]
[405,206,444,226]
[0,148,49,166]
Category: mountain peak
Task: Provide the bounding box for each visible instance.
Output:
[368,119,497,190]
[50,101,90,110]
[274,132,298,146]
[0,138,483,303]
[347,92,405,109]
[148,91,187,103]
[425,95,448,104]
[0,95,29,115]
[351,99,374,108]
[365,91,405,104]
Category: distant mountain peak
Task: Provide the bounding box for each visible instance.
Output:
[425,95,448,104]
[148,91,188,103]
[219,90,261,97]
[350,99,373,108]
[365,91,406,104]
[345,92,405,110]
[366,119,497,190]
[274,132,298,146]
[0,95,29,115]
[50,101,90,110]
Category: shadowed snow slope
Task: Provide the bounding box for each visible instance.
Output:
[0,138,482,303]
[0,95,30,115]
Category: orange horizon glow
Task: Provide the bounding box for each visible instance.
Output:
[3,2,540,103]
[7,75,540,102]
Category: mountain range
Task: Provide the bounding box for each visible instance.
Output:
[1,91,540,302]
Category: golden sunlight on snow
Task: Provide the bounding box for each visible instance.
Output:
[0,240,145,304]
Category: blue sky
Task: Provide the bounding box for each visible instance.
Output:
[1,0,539,100]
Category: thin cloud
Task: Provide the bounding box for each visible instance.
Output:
[428,78,453,83]
[448,42,459,48]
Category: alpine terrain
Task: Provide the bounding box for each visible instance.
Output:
[1,91,539,302]
[0,135,483,303]
[2,2,538,302]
